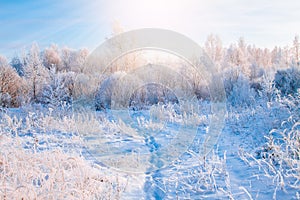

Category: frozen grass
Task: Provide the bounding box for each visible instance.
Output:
[165,150,232,199]
[0,103,223,199]
[147,102,209,126]
[0,108,126,200]
[252,118,300,197]
[0,135,125,199]
[0,92,300,199]
[238,94,300,199]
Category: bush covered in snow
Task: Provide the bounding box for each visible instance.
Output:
[223,69,255,106]
[95,71,127,110]
[37,70,75,107]
[129,83,178,110]
[275,67,300,96]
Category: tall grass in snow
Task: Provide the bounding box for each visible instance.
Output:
[241,93,300,199]
[0,108,126,200]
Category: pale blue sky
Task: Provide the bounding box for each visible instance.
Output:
[1,0,300,58]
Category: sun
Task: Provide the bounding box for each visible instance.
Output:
[106,0,199,29]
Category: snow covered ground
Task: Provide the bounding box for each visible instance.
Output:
[1,95,299,199]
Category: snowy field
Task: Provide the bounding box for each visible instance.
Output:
[0,93,299,199]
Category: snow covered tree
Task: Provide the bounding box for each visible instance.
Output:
[61,47,73,72]
[43,44,61,71]
[10,55,24,76]
[0,55,25,107]
[61,47,90,73]
[0,55,7,67]
[70,48,89,73]
[293,35,300,67]
[24,43,49,103]
[38,69,75,107]
[205,34,223,64]
[261,48,272,69]
[282,46,291,68]
[112,20,124,36]
[224,70,255,107]
[95,71,127,110]
[237,38,251,78]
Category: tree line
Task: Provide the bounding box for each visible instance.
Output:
[0,35,299,108]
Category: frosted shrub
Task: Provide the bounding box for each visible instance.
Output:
[95,72,179,111]
[38,71,75,107]
[129,83,178,110]
[275,67,300,96]
[259,73,277,102]
[95,71,127,110]
[224,70,255,107]
[0,93,11,108]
